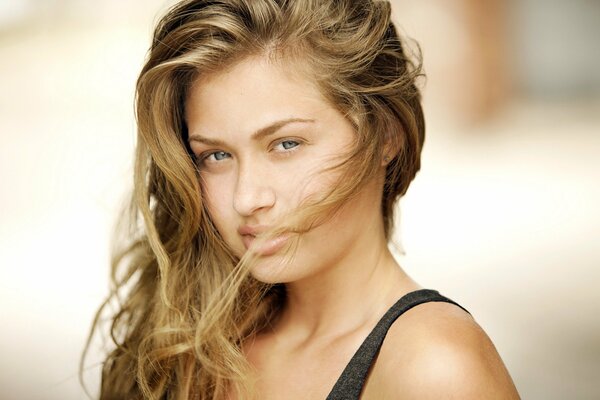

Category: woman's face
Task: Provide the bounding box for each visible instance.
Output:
[185,56,384,283]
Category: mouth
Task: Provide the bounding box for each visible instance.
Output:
[241,233,291,256]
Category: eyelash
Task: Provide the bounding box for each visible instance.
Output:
[194,139,302,167]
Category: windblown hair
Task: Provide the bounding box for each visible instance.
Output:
[83,0,425,399]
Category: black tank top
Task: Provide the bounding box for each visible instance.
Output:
[325,288,470,399]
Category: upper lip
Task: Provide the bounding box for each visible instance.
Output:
[237,224,270,237]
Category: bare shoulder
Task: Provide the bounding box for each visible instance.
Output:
[369,301,521,400]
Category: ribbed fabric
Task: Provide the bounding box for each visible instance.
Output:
[325,289,470,400]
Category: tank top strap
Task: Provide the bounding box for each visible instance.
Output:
[325,288,470,400]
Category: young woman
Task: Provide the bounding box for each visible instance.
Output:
[86,0,520,398]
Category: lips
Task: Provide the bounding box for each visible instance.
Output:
[237,223,293,256]
[238,224,268,237]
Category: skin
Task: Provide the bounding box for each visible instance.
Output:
[185,55,520,399]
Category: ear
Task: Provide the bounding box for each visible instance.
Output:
[382,155,391,166]
[381,129,403,167]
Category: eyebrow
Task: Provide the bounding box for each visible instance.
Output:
[187,118,315,146]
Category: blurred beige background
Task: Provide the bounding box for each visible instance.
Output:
[0,1,598,399]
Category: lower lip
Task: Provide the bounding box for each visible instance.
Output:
[242,233,291,256]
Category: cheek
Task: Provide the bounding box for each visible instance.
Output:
[290,153,348,205]
[289,196,366,276]
[201,176,233,230]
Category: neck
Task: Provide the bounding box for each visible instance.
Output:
[272,226,419,344]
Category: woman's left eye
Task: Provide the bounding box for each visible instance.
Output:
[274,139,300,152]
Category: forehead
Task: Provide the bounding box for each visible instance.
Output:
[184,56,334,138]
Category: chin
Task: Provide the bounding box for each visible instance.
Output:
[247,257,299,284]
[236,235,304,283]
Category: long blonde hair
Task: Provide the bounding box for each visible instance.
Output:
[83,0,425,398]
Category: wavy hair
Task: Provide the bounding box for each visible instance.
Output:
[83,0,425,398]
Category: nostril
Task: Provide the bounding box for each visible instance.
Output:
[232,179,277,217]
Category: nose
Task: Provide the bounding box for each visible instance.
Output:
[233,162,276,217]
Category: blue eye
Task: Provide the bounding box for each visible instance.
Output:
[211,151,229,161]
[196,150,231,166]
[277,140,300,151]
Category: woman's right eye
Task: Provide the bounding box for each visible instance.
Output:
[196,150,231,166]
